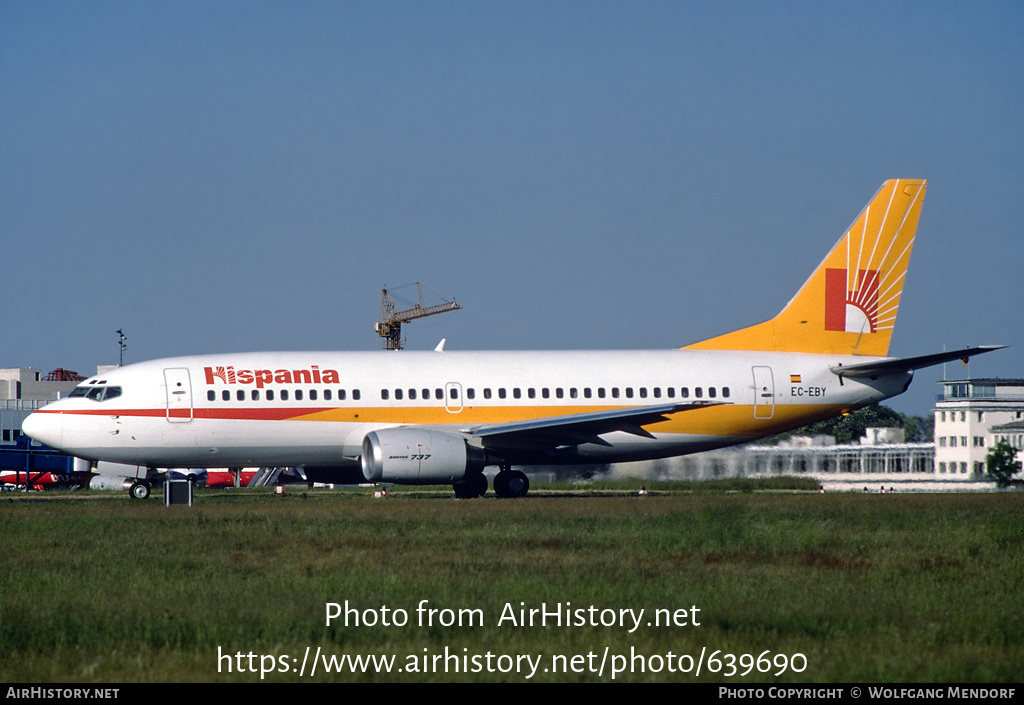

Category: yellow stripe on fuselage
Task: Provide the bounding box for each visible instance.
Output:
[291,402,853,439]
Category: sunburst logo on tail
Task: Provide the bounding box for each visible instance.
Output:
[825,268,879,333]
[823,183,920,339]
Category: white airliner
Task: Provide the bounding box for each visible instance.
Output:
[22,180,1001,498]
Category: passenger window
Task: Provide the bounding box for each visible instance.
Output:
[556,388,564,399]
[237,390,245,401]
[598,388,606,398]
[709,387,717,398]
[680,387,689,398]
[381,389,389,400]
[395,389,403,400]
[281,390,289,401]
[639,388,647,398]
[612,387,620,398]
[252,390,260,401]
[207,390,215,402]
[434,389,443,400]
[267,390,275,401]
[466,388,474,399]
[338,389,346,400]
[409,389,417,400]
[625,388,634,398]
[584,388,592,398]
[722,387,730,398]
[324,390,332,401]
[295,390,304,401]
[498,388,507,399]
[222,390,230,402]
[570,388,578,398]
[542,388,550,399]
[667,388,675,398]
[422,389,430,399]
[653,387,661,398]
[484,388,492,399]
[310,389,318,401]
[353,390,361,400]
[513,388,521,399]
[528,388,536,399]
[695,387,703,398]
[450,388,458,399]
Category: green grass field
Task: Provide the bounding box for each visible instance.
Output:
[1,480,1021,682]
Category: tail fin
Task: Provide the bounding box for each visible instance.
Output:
[683,179,927,356]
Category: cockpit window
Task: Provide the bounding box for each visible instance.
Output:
[73,385,123,402]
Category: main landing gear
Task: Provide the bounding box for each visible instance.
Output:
[453,472,488,499]
[493,465,529,499]
[451,465,530,499]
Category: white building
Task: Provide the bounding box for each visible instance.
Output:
[0,368,82,402]
[0,367,89,444]
[990,420,1024,454]
[934,378,1024,478]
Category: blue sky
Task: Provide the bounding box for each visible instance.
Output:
[2,1,1021,415]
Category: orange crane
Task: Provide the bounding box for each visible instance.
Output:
[375,283,462,350]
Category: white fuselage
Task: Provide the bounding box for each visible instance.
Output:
[22,348,909,474]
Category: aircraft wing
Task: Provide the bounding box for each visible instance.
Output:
[830,345,1005,380]
[467,401,725,450]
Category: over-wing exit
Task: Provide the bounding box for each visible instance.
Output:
[22,180,1002,498]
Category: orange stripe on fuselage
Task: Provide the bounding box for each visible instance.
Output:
[297,402,856,437]
[39,402,855,440]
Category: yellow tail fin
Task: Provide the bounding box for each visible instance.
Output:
[684,179,927,356]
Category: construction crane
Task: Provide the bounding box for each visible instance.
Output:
[44,369,86,382]
[375,283,462,350]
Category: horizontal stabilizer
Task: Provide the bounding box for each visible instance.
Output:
[468,401,724,450]
[830,345,1005,380]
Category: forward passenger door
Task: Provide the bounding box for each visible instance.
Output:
[164,368,193,422]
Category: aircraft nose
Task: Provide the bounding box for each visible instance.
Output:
[21,411,63,449]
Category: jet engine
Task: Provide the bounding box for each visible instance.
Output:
[360,429,486,484]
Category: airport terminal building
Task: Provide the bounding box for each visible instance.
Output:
[608,380,1024,484]
[933,378,1024,477]
[0,368,83,443]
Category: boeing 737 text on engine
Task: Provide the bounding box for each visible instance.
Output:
[22,180,1002,498]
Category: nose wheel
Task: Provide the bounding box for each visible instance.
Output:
[129,481,151,500]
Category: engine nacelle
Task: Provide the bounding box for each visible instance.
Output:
[360,429,486,484]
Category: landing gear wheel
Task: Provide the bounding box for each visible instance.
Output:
[494,469,529,498]
[453,472,488,498]
[129,481,150,500]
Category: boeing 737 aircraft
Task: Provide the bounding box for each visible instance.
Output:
[22,180,1002,498]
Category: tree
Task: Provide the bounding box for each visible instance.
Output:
[762,404,922,445]
[986,438,1022,488]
